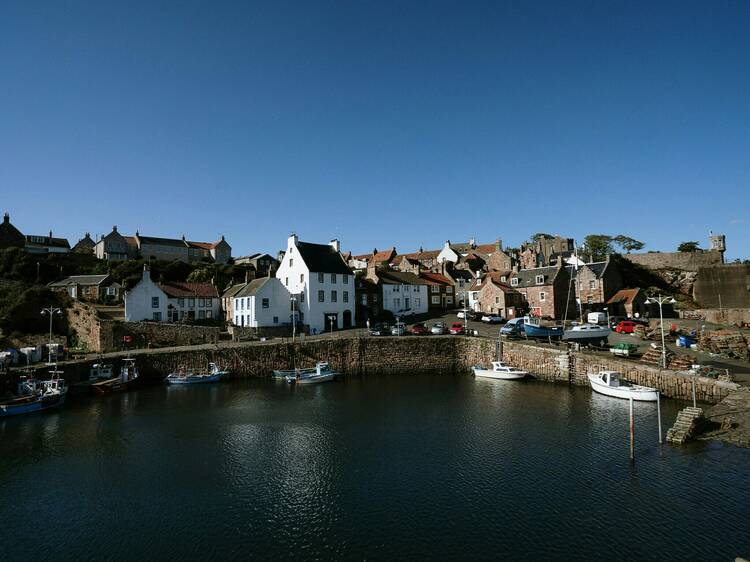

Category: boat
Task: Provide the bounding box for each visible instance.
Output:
[522,316,563,339]
[166,362,229,385]
[0,368,67,417]
[562,323,610,346]
[285,362,337,385]
[587,370,659,402]
[274,361,332,379]
[472,361,528,380]
[89,362,115,381]
[91,357,139,394]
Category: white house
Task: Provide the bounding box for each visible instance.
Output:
[125,267,219,322]
[232,277,291,327]
[275,234,355,333]
[374,269,428,316]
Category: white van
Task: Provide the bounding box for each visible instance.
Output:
[587,312,607,325]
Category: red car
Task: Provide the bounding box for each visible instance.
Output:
[410,323,429,335]
[449,322,465,335]
[615,320,639,334]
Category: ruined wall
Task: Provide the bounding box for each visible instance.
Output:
[624,250,723,272]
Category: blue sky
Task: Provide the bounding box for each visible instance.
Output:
[1,0,748,259]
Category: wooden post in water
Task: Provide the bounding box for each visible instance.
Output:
[692,375,697,408]
[656,393,663,444]
[629,397,635,462]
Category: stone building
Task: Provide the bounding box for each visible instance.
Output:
[48,274,122,303]
[574,255,623,314]
[0,213,25,249]
[476,272,525,319]
[606,288,647,318]
[72,233,96,254]
[508,262,575,320]
[420,272,455,311]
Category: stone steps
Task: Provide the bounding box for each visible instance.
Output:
[666,407,705,444]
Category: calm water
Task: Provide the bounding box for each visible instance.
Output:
[1,375,749,561]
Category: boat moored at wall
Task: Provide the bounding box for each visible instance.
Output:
[587,371,659,402]
[166,363,229,385]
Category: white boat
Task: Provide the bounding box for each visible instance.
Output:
[166,362,229,385]
[275,361,332,379]
[587,370,659,402]
[472,361,528,380]
[286,362,337,385]
[563,323,610,345]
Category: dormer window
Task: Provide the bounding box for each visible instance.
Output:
[511,278,519,287]
[500,276,507,282]
[535,275,545,285]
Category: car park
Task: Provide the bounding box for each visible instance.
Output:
[431,322,448,335]
[481,314,504,324]
[449,322,465,335]
[410,323,429,335]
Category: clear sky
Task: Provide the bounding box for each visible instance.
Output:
[1,1,748,259]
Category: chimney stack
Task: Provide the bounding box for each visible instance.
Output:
[329,239,340,253]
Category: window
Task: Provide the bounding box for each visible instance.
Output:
[300,292,305,302]
[262,298,269,309]
[289,258,293,267]
[405,297,410,309]
[446,296,453,304]
[500,276,507,283]
[206,298,212,307]
[189,298,195,307]
[431,286,439,293]
[343,275,349,284]
[300,274,304,283]
[153,312,161,321]
[415,298,420,307]
[361,294,368,305]
[589,280,596,289]
[273,316,278,324]
[178,298,184,306]
[206,310,212,319]
[495,296,500,304]
[318,272,324,283]
[394,298,400,307]
[318,290,325,302]
[431,296,440,304]
[331,291,337,302]
[536,275,545,285]
[587,297,593,305]
[394,285,400,292]
[331,273,336,283]
[446,287,453,294]
[511,278,519,287]
[285,277,288,286]
[151,297,159,308]
[540,292,546,302]
[458,279,464,288]
[198,298,204,307]
[240,299,244,310]
[198,310,205,319]
[343,291,349,303]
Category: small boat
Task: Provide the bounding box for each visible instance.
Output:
[89,362,115,381]
[91,357,139,394]
[166,362,229,385]
[0,368,67,417]
[472,361,528,380]
[562,323,610,346]
[587,370,659,402]
[274,361,331,379]
[522,316,563,340]
[285,362,337,385]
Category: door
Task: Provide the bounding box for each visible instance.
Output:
[343,310,352,329]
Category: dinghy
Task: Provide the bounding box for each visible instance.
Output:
[587,370,659,402]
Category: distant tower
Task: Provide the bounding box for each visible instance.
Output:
[708,232,726,263]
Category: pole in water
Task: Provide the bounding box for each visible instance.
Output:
[656,393,663,444]
[692,375,697,408]
[629,397,635,462]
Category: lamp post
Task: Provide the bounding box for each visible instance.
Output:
[41,306,63,363]
[290,295,297,342]
[603,306,610,327]
[328,314,336,334]
[645,294,677,369]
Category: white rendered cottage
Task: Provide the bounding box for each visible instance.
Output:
[232,277,291,327]
[275,235,355,333]
[125,267,219,322]
[371,269,428,316]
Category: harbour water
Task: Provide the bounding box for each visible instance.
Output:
[1,375,749,560]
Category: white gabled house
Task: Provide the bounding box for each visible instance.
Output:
[368,269,428,316]
[275,234,355,333]
[232,277,291,327]
[125,267,219,322]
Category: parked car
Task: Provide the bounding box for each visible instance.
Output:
[410,323,429,335]
[615,320,639,334]
[449,322,465,335]
[610,342,639,357]
[431,322,448,335]
[481,314,504,324]
[391,323,407,336]
[500,317,525,337]
[369,323,390,336]
[457,310,477,320]
[394,309,416,318]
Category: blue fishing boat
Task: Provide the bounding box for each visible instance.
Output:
[165,362,229,385]
[0,369,67,417]
[522,316,564,340]
[283,362,337,385]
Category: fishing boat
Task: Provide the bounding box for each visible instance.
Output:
[166,362,229,385]
[91,357,139,394]
[562,323,610,346]
[522,316,563,340]
[472,361,528,380]
[274,361,332,379]
[0,368,67,417]
[89,362,114,381]
[587,370,659,402]
[285,362,337,385]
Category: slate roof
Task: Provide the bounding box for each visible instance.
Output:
[234,277,274,298]
[158,282,218,298]
[25,235,70,249]
[138,235,188,248]
[485,272,520,293]
[48,274,111,287]
[509,266,561,288]
[580,260,608,278]
[376,270,427,285]
[296,241,353,275]
[222,283,246,299]
[402,249,440,260]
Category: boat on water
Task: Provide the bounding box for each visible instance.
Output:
[472,361,528,380]
[0,368,67,417]
[587,370,659,402]
[89,362,114,381]
[91,357,139,394]
[522,316,563,340]
[166,362,229,385]
[562,323,610,346]
[274,361,332,379]
[285,362,337,385]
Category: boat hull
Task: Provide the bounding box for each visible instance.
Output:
[91,377,138,395]
[166,372,226,385]
[287,372,336,385]
[0,393,66,417]
[472,367,527,380]
[587,374,659,402]
[523,324,563,339]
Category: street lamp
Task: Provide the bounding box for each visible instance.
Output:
[644,294,677,369]
[41,306,63,363]
[328,314,336,334]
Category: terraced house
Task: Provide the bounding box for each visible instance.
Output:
[508,262,575,320]
[125,267,219,322]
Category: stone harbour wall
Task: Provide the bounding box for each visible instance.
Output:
[98,320,220,352]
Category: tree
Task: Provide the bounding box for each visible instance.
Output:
[613,235,644,254]
[581,235,614,262]
[530,233,552,243]
[677,241,700,253]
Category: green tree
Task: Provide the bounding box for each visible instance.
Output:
[530,233,552,243]
[677,241,700,252]
[581,235,614,261]
[613,235,645,254]
[187,266,215,283]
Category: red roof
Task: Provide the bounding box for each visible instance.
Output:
[420,272,454,286]
[158,282,218,298]
[474,243,498,254]
[607,288,641,305]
